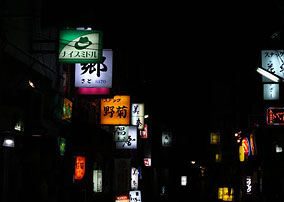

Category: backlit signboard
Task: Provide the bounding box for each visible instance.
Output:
[131,167,139,190]
[75,49,113,88]
[261,50,284,82]
[144,158,151,167]
[162,131,172,147]
[101,95,130,125]
[59,30,102,63]
[113,126,129,142]
[263,83,279,100]
[129,191,141,202]
[266,107,284,125]
[246,176,252,195]
[116,126,137,149]
[131,103,144,130]
[140,124,148,138]
[75,156,85,180]
[62,98,72,122]
[115,195,130,202]
[93,170,102,192]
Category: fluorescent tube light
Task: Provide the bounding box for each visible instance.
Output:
[256,67,281,82]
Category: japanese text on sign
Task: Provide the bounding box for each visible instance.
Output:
[101,95,130,125]
[266,107,284,125]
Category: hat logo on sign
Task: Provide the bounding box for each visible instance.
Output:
[75,36,92,50]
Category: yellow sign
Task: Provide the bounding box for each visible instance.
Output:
[239,145,245,162]
[101,95,130,125]
[218,187,234,201]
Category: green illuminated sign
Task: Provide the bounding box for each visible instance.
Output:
[59,30,103,63]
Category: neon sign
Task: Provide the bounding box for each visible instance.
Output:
[242,138,251,156]
[266,107,284,125]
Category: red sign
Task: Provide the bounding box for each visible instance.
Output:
[242,138,250,155]
[267,107,284,125]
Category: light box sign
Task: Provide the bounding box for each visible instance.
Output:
[261,50,284,82]
[266,107,284,125]
[131,167,139,190]
[129,190,141,202]
[113,126,129,142]
[75,156,85,180]
[263,83,279,100]
[140,124,148,138]
[144,158,151,167]
[59,29,103,63]
[93,170,102,192]
[131,103,144,130]
[246,176,252,195]
[75,49,113,88]
[162,132,172,147]
[62,98,72,122]
[116,126,137,149]
[101,95,130,125]
[115,195,130,202]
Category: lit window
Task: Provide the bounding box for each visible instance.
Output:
[210,132,220,144]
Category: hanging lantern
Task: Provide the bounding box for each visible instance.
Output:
[75,156,85,180]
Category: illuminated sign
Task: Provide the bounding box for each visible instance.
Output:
[162,131,172,147]
[59,30,102,63]
[129,191,141,202]
[62,98,72,122]
[116,126,137,149]
[218,187,234,201]
[181,176,187,186]
[93,170,102,192]
[242,138,251,156]
[75,49,113,88]
[115,195,130,202]
[113,126,129,142]
[210,132,220,144]
[58,137,66,156]
[239,146,245,162]
[266,107,284,125]
[131,167,139,190]
[144,158,151,167]
[140,124,148,138]
[263,83,279,100]
[261,50,284,82]
[131,103,145,130]
[101,95,130,125]
[75,156,85,180]
[246,176,252,195]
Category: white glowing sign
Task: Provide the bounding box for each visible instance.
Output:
[93,170,102,192]
[131,167,139,190]
[162,132,172,147]
[116,126,137,149]
[144,158,151,167]
[181,176,187,186]
[113,126,129,142]
[246,176,252,194]
[131,103,144,130]
[75,49,113,88]
[263,83,279,100]
[129,190,141,202]
[261,50,284,82]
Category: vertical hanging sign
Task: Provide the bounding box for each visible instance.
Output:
[75,156,85,180]
[131,103,144,130]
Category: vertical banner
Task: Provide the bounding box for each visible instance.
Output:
[75,49,113,88]
[93,170,102,192]
[131,103,144,130]
[75,156,85,180]
[131,167,139,190]
[114,159,130,193]
[101,95,130,125]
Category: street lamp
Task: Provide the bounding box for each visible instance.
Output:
[256,67,283,82]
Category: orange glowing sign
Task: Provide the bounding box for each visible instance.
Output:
[242,138,250,156]
[266,107,284,125]
[75,156,85,180]
[101,95,130,125]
